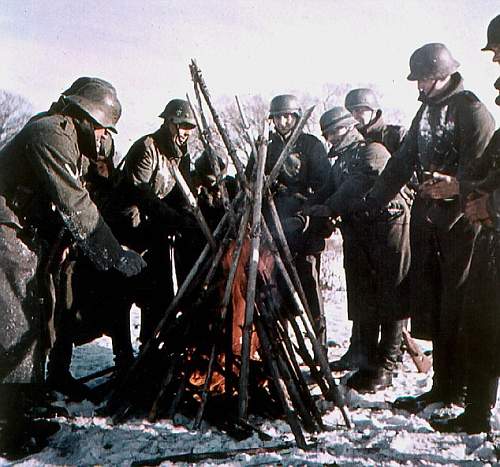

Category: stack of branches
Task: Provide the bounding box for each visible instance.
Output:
[106,60,351,449]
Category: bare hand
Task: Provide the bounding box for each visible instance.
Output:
[464,192,492,226]
[419,172,459,199]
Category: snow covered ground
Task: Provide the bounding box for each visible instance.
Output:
[1,249,499,466]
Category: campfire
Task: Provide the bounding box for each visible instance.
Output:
[106,61,351,449]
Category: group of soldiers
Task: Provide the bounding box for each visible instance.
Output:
[1,13,500,460]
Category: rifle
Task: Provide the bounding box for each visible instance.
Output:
[165,158,216,250]
[186,92,235,226]
[238,123,269,419]
[402,329,432,373]
[189,60,248,190]
[264,105,315,192]
[235,95,260,161]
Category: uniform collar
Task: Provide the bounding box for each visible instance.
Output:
[359,109,384,137]
[418,72,464,106]
[329,128,364,158]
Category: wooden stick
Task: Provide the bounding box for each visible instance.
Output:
[166,159,216,250]
[193,199,252,428]
[190,60,248,190]
[254,313,307,449]
[130,441,297,466]
[77,365,114,384]
[261,220,351,428]
[265,192,315,325]
[264,106,315,192]
[238,125,268,419]
[257,296,319,433]
[186,92,235,227]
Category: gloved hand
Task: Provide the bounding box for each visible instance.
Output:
[115,249,147,277]
[306,217,337,238]
[302,204,333,218]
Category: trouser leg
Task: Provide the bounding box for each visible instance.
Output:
[295,253,326,346]
[378,319,404,370]
[433,218,476,399]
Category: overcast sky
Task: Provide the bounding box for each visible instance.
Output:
[1,0,498,153]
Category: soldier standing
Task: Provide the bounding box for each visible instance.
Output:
[332,88,410,372]
[0,80,145,458]
[304,107,410,392]
[262,94,331,345]
[345,88,406,154]
[481,14,500,64]
[355,43,495,411]
[113,99,198,347]
[432,16,500,434]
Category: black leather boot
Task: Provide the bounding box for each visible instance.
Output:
[430,410,491,434]
[330,321,362,371]
[0,384,60,460]
[393,386,447,412]
[346,367,393,393]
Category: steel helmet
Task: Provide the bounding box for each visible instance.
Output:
[159,99,196,128]
[269,94,302,118]
[320,107,358,134]
[62,77,115,97]
[345,88,380,112]
[64,81,122,133]
[482,15,500,52]
[407,43,460,81]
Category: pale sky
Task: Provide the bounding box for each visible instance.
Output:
[1,0,499,154]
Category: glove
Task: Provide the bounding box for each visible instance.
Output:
[115,249,147,277]
[306,217,336,238]
[302,204,333,218]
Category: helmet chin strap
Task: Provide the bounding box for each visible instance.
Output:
[331,126,354,151]
[419,79,438,100]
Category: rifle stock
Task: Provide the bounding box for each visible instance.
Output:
[402,329,432,373]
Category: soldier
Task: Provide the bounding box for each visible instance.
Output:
[334,88,409,372]
[345,88,406,155]
[113,98,198,347]
[304,107,410,392]
[354,43,495,411]
[431,20,500,434]
[481,14,500,65]
[31,78,132,402]
[0,80,145,458]
[260,94,331,345]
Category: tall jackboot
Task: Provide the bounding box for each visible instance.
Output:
[430,376,497,434]
[0,384,60,460]
[378,319,404,372]
[346,318,384,393]
[46,317,94,402]
[330,320,362,371]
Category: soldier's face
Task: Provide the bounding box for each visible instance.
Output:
[417,77,450,98]
[489,45,500,64]
[273,113,298,137]
[169,122,194,146]
[325,126,348,146]
[94,127,108,152]
[351,107,373,126]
